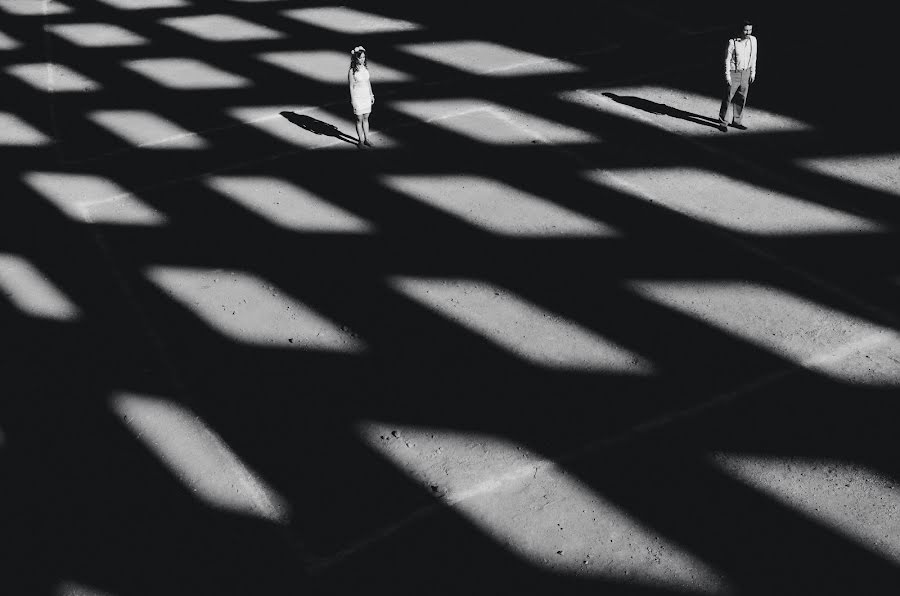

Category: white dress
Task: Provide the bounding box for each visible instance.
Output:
[349,66,373,115]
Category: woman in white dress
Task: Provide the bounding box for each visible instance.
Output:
[348,46,374,149]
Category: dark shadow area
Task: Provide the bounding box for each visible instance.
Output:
[603,92,723,130]
[280,111,359,146]
[1,1,898,595]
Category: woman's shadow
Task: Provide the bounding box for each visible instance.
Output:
[603,93,722,130]
[280,111,359,145]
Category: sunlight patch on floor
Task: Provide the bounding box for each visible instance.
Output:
[88,110,207,149]
[282,7,421,34]
[47,23,148,47]
[0,112,52,145]
[561,87,813,136]
[358,421,726,592]
[56,581,117,596]
[712,453,900,565]
[392,277,652,373]
[112,392,290,523]
[147,266,365,352]
[400,40,582,77]
[161,14,285,42]
[23,172,167,225]
[382,174,616,237]
[207,175,373,232]
[391,98,596,145]
[1,0,71,14]
[586,168,883,235]
[630,281,900,386]
[796,154,900,197]
[7,62,101,92]
[0,29,21,50]
[124,58,250,90]
[258,50,413,84]
[95,0,188,9]
[228,105,396,149]
[0,252,81,321]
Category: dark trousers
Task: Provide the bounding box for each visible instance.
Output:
[719,68,751,124]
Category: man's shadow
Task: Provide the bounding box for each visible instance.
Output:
[280,111,359,145]
[603,93,722,130]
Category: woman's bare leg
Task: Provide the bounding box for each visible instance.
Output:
[355,115,364,147]
[362,114,371,146]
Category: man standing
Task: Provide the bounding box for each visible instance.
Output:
[718,20,757,132]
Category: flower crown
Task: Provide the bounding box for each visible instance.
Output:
[351,45,366,55]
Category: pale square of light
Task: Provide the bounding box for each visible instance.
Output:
[393,278,653,373]
[798,154,900,197]
[228,105,396,150]
[161,14,284,42]
[124,58,250,89]
[56,581,117,596]
[7,62,100,92]
[23,172,166,225]
[631,281,900,386]
[0,112,52,145]
[97,0,188,9]
[0,253,80,321]
[282,7,420,34]
[258,50,412,84]
[207,176,372,233]
[587,168,883,235]
[562,87,812,137]
[0,0,70,14]
[112,393,290,522]
[0,29,19,50]
[89,110,206,149]
[383,175,616,237]
[147,266,365,352]
[392,98,595,145]
[47,23,147,47]
[400,40,581,76]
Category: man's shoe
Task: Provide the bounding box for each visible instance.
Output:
[730,122,747,130]
[718,122,728,132]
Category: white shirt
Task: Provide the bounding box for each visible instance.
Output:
[725,35,757,80]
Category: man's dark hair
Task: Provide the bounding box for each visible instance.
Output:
[742,19,753,27]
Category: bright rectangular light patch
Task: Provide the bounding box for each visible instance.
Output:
[228,105,395,150]
[282,7,420,34]
[112,393,290,522]
[47,23,147,47]
[97,0,187,8]
[124,58,249,89]
[393,277,652,373]
[382,174,615,237]
[0,112,51,145]
[147,266,365,352]
[358,421,725,591]
[400,40,581,76]
[24,172,166,225]
[798,154,900,197]
[586,168,883,235]
[561,87,812,136]
[7,63,100,92]
[161,14,284,42]
[89,110,206,149]
[1,0,71,14]
[258,50,412,84]
[713,453,900,565]
[207,176,372,232]
[630,281,900,386]
[0,30,19,50]
[392,98,595,145]
[0,253,80,321]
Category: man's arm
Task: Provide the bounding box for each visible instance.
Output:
[724,39,734,84]
[750,36,757,82]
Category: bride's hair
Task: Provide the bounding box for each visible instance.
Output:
[350,46,367,72]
